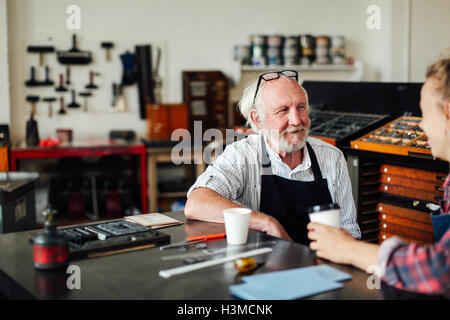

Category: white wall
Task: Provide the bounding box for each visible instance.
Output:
[6,0,449,143]
[390,0,411,82]
[0,0,11,125]
[409,0,450,82]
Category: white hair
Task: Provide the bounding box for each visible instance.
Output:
[237,78,265,133]
[237,75,310,133]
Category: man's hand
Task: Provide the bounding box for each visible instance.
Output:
[307,222,356,265]
[186,188,292,241]
[262,216,293,241]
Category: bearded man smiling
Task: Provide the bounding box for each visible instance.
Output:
[185,70,360,244]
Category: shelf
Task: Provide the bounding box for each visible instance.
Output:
[241,64,357,72]
[148,147,207,211]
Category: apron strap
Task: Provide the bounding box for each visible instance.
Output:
[306,142,323,180]
[261,135,273,176]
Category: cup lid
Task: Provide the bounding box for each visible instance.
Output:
[307,203,340,214]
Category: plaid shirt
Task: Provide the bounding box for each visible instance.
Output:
[377,174,450,297]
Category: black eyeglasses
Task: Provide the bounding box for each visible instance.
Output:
[253,70,298,102]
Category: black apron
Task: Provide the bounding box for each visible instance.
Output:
[259,137,333,245]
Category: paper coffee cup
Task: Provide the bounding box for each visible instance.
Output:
[223,208,251,245]
[308,203,341,228]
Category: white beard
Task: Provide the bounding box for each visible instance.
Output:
[264,126,309,153]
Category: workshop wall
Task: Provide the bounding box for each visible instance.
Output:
[0,0,10,125]
[409,0,450,82]
[5,0,447,143]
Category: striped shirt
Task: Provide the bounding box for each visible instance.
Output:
[187,134,361,239]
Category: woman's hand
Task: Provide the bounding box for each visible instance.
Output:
[307,222,356,265]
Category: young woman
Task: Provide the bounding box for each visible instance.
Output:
[307,51,450,296]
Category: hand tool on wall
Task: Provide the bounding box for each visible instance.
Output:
[101,42,114,62]
[113,84,127,111]
[120,51,136,86]
[135,45,154,119]
[42,66,54,86]
[66,66,71,86]
[43,97,57,117]
[55,73,68,92]
[58,96,67,115]
[111,83,118,108]
[153,47,163,103]
[27,45,54,66]
[26,95,40,118]
[85,71,99,89]
[79,91,92,112]
[57,34,92,65]
[25,66,40,87]
[154,47,161,76]
[25,95,40,147]
[67,90,80,109]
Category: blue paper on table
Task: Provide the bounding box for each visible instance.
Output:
[243,265,352,283]
[230,265,351,300]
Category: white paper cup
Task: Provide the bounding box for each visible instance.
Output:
[308,203,341,228]
[223,208,251,245]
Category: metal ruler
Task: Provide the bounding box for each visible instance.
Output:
[159,239,206,251]
[159,247,273,278]
[160,241,276,261]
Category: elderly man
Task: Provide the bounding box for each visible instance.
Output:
[185,70,360,244]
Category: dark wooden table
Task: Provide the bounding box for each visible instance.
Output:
[0,211,438,300]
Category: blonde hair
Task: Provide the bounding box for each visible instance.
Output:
[426,48,450,109]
